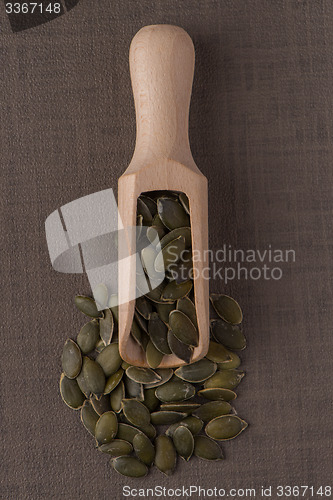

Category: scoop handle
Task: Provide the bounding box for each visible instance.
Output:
[129,25,195,166]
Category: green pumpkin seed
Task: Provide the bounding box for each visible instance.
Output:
[130,318,147,350]
[110,380,125,413]
[74,295,101,318]
[77,319,100,354]
[155,236,186,273]
[144,281,173,304]
[93,283,108,309]
[206,341,232,363]
[147,225,166,245]
[59,374,85,410]
[112,456,148,478]
[176,297,198,329]
[61,339,82,379]
[142,387,160,412]
[122,399,151,427]
[121,361,131,370]
[133,433,155,466]
[82,357,105,396]
[90,394,111,416]
[193,401,232,422]
[146,340,164,368]
[166,415,204,437]
[148,312,171,355]
[135,296,153,320]
[95,411,118,444]
[126,366,162,385]
[160,403,200,413]
[161,280,192,301]
[167,330,193,364]
[80,400,99,436]
[160,227,191,249]
[204,369,245,390]
[157,197,190,230]
[211,319,246,350]
[154,435,177,476]
[124,377,144,401]
[95,339,105,354]
[144,368,174,389]
[193,435,223,461]
[173,425,194,461]
[96,343,122,377]
[98,439,133,456]
[178,193,190,215]
[151,411,187,425]
[76,357,91,398]
[104,368,124,394]
[205,415,248,441]
[99,309,114,346]
[116,423,143,444]
[210,294,243,325]
[168,250,193,284]
[139,194,157,217]
[174,359,216,383]
[141,245,163,281]
[155,379,195,403]
[108,294,119,323]
[136,422,157,440]
[156,302,174,324]
[169,310,198,347]
[137,197,153,225]
[198,388,237,402]
[152,212,167,230]
[217,350,241,370]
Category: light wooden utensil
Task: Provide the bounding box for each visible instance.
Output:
[118,24,209,367]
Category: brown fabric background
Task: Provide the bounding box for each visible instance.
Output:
[1,1,332,499]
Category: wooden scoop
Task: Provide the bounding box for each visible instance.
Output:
[118,25,209,367]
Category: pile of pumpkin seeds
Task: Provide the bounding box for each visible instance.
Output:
[134,191,199,366]
[60,291,248,478]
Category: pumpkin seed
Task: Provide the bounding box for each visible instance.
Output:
[90,394,111,416]
[112,456,148,478]
[142,387,160,412]
[121,361,131,370]
[205,415,248,441]
[156,302,174,324]
[136,213,144,239]
[61,339,82,379]
[76,357,91,398]
[135,296,153,320]
[144,281,172,304]
[80,400,99,436]
[99,309,114,346]
[108,294,119,323]
[137,198,153,225]
[141,245,163,281]
[206,341,232,363]
[93,283,108,309]
[95,411,118,444]
[151,411,187,425]
[110,380,125,413]
[122,399,151,427]
[148,312,171,355]
[98,439,133,456]
[126,366,162,385]
[176,297,198,329]
[193,435,223,461]
[116,423,143,444]
[161,280,192,301]
[155,379,195,403]
[166,416,204,437]
[193,401,232,422]
[160,227,191,249]
[96,343,122,377]
[77,319,100,354]
[169,310,198,347]
[155,236,186,273]
[198,388,237,402]
[178,193,190,215]
[95,339,106,353]
[82,357,105,396]
[204,370,245,390]
[146,340,164,368]
[211,319,246,350]
[167,330,193,363]
[210,294,243,325]
[59,374,85,410]
[74,295,101,318]
[130,318,147,349]
[144,368,174,389]
[154,435,177,476]
[157,197,190,230]
[168,250,193,284]
[104,368,124,394]
[136,422,157,440]
[124,377,144,401]
[133,433,155,466]
[160,403,200,413]
[217,350,241,370]
[175,359,216,383]
[152,212,167,231]
[139,195,157,217]
[147,225,166,245]
[173,425,194,461]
